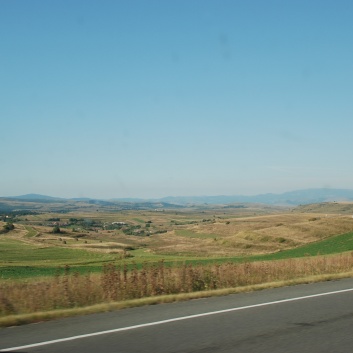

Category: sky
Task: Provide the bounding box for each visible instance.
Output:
[1,0,353,199]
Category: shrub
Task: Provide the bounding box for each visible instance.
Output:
[52,225,61,234]
[0,222,15,234]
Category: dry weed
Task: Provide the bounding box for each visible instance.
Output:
[1,252,353,317]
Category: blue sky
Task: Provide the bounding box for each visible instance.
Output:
[1,0,353,199]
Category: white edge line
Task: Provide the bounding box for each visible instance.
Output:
[2,288,353,352]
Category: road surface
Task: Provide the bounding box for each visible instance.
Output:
[1,278,353,352]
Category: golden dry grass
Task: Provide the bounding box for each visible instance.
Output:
[2,272,353,328]
[150,214,353,256]
[1,253,353,326]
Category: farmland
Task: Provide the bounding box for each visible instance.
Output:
[1,202,353,278]
[1,200,353,325]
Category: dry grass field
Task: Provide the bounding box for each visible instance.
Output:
[142,213,353,257]
[2,205,353,260]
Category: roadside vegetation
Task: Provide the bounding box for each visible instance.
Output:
[1,252,353,326]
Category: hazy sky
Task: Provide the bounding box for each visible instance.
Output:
[1,0,353,199]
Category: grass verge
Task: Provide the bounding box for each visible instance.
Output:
[1,271,352,328]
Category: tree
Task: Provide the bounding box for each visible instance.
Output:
[4,222,15,231]
[5,222,14,230]
[52,225,61,234]
[1,222,15,234]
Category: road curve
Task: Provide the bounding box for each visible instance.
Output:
[1,278,353,353]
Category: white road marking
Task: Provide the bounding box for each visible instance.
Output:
[2,287,353,352]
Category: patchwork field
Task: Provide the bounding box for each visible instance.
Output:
[1,203,353,278]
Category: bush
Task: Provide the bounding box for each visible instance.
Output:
[52,225,61,234]
[0,222,15,234]
[4,222,15,231]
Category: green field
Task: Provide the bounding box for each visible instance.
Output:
[175,229,218,239]
[0,238,116,266]
[249,231,353,261]
[0,236,118,279]
[179,231,353,266]
[24,226,38,238]
[133,218,145,223]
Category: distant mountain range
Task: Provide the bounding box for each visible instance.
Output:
[157,188,353,205]
[7,194,64,200]
[5,188,353,206]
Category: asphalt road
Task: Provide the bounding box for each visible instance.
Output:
[1,278,353,353]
